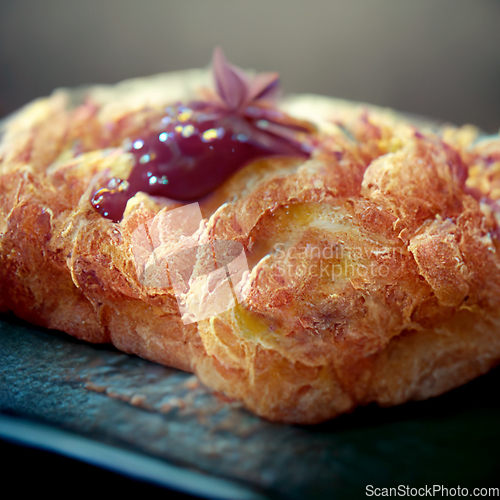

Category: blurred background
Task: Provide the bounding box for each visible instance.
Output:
[0,0,500,131]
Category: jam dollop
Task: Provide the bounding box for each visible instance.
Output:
[91,48,313,222]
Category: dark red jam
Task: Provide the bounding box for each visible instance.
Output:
[91,105,311,222]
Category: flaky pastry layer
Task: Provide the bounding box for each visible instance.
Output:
[1,69,500,423]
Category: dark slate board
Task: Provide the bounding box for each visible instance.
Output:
[1,314,500,499]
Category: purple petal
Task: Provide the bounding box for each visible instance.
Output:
[213,47,249,110]
[248,72,280,102]
[244,106,312,133]
[250,126,310,156]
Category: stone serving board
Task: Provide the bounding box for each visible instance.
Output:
[1,315,500,499]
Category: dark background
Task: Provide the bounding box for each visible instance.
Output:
[0,437,203,498]
[0,0,500,131]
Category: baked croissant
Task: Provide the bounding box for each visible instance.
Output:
[1,51,500,424]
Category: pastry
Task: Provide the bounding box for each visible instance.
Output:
[1,49,500,424]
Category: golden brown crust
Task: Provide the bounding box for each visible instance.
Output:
[2,70,500,423]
